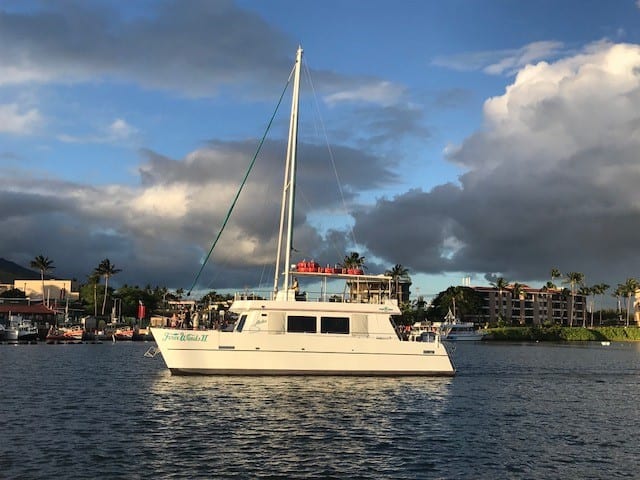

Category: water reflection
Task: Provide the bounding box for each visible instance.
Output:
[144,374,453,478]
[3,341,640,478]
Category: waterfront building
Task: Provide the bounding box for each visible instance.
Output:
[15,279,80,303]
[0,279,80,305]
[470,285,587,326]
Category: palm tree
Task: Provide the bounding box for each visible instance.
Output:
[412,295,428,323]
[88,271,100,317]
[96,258,122,316]
[578,285,593,327]
[342,251,366,272]
[449,286,465,319]
[613,284,625,322]
[540,281,557,324]
[30,255,55,305]
[622,277,639,327]
[511,282,525,325]
[385,264,410,302]
[491,277,509,322]
[551,267,562,286]
[563,272,584,327]
[593,283,610,326]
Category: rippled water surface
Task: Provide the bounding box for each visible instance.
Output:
[1,341,639,479]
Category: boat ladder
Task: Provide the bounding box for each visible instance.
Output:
[144,346,160,358]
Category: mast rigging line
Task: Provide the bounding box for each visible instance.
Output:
[186,64,296,296]
[302,58,360,253]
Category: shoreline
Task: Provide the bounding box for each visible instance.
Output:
[483,325,640,342]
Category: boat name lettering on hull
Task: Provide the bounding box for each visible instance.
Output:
[162,332,209,342]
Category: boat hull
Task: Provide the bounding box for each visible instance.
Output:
[151,328,455,376]
[6,329,38,343]
[443,334,486,341]
[5,329,18,342]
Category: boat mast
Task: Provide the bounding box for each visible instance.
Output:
[274,46,303,298]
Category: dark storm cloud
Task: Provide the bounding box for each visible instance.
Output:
[0,128,397,291]
[354,42,640,288]
[0,0,291,95]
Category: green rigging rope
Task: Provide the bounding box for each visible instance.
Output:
[186,78,292,296]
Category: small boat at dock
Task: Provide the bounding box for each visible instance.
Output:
[439,321,487,341]
[113,327,134,341]
[6,315,39,343]
[45,325,84,344]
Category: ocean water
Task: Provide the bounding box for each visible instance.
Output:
[1,340,639,479]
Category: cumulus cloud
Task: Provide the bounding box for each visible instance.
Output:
[0,103,42,134]
[355,42,640,287]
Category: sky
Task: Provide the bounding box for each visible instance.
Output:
[2,0,640,299]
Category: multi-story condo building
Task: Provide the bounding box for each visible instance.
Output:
[470,285,587,326]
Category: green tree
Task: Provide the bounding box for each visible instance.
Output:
[593,283,610,326]
[88,271,101,317]
[431,286,484,323]
[540,281,557,325]
[491,277,509,321]
[578,285,593,327]
[563,271,584,327]
[385,264,410,302]
[30,254,55,305]
[399,300,415,325]
[201,290,234,304]
[341,251,366,271]
[511,282,525,325]
[412,295,428,323]
[614,284,625,318]
[112,285,157,321]
[622,277,639,327]
[96,259,122,316]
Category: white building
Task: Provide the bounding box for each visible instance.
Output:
[11,279,80,303]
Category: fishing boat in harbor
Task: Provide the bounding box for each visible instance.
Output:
[435,308,486,341]
[151,47,454,376]
[5,315,39,343]
[45,325,84,344]
[440,321,486,341]
[0,304,57,343]
[113,326,134,341]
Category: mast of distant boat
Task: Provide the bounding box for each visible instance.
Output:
[274,46,303,299]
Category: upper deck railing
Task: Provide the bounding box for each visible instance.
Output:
[234,271,398,305]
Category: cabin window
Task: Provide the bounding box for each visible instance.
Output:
[287,315,316,333]
[320,316,349,334]
[236,314,248,332]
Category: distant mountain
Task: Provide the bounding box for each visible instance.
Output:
[0,258,43,284]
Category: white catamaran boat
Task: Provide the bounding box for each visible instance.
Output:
[151,47,455,376]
